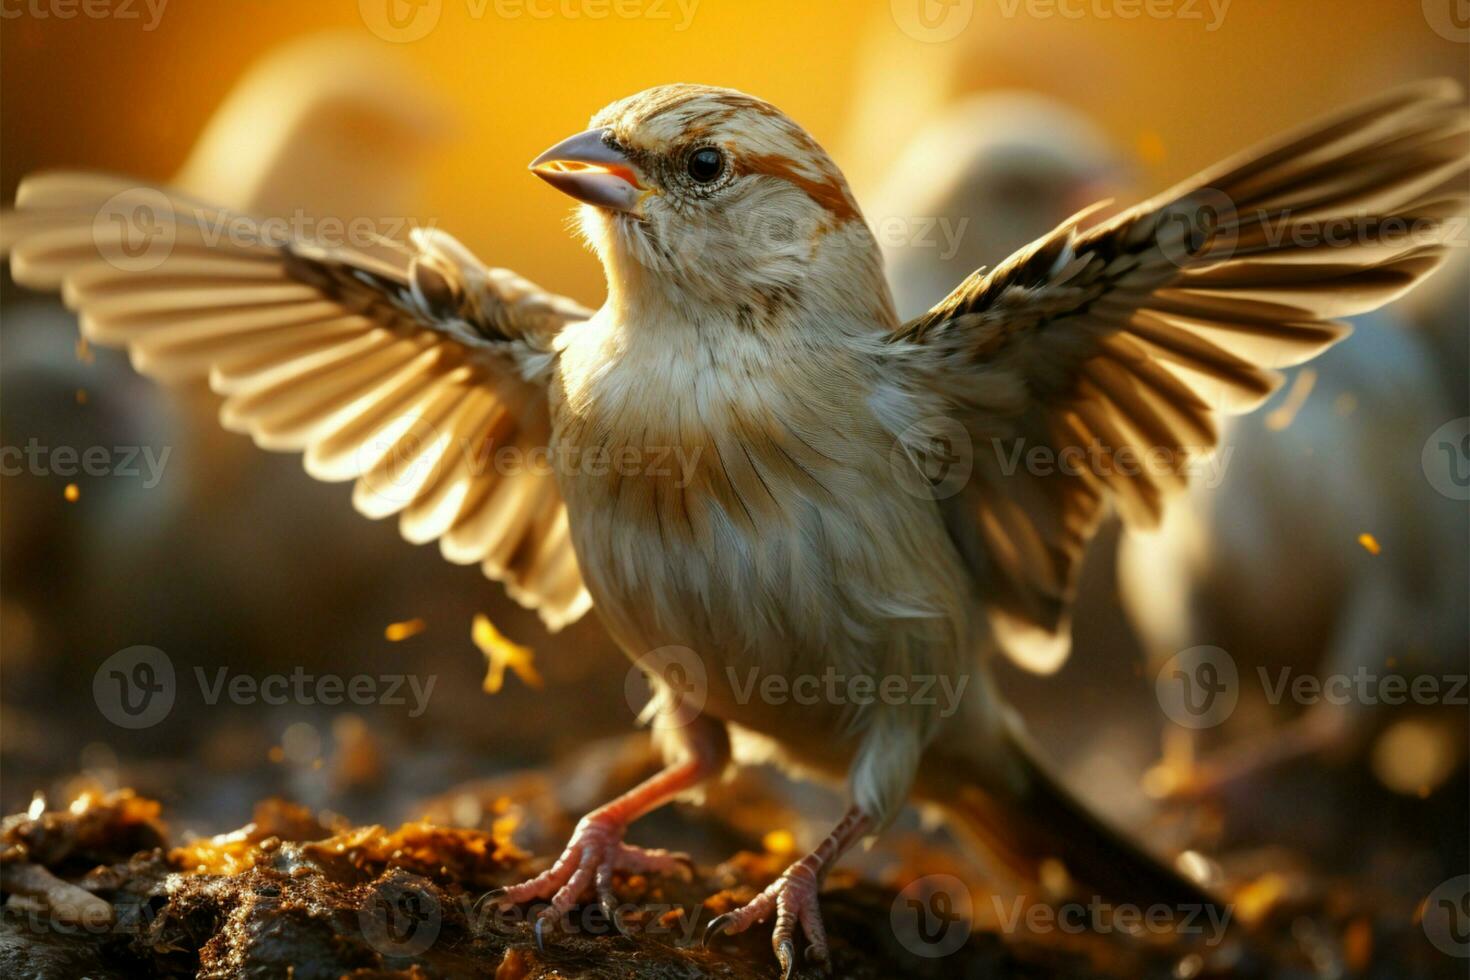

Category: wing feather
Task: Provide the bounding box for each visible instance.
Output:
[893,81,1468,671]
[2,174,596,631]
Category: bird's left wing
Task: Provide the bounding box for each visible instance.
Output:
[889,80,1468,672]
[2,173,595,630]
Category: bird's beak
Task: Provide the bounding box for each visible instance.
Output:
[529,129,648,214]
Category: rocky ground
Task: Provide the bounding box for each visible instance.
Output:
[2,762,1464,979]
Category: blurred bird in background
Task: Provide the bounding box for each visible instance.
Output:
[871,86,1470,848]
[870,92,1124,322]
[1,34,611,821]
[1119,284,1470,810]
[841,24,1470,929]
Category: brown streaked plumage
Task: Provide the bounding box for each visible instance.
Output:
[3,80,1466,976]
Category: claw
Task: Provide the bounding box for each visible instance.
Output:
[474,887,507,913]
[702,912,735,947]
[534,913,549,952]
[491,809,700,950]
[776,938,796,980]
[598,894,626,936]
[804,943,829,967]
[672,853,698,882]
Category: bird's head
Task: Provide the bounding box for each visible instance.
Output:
[531,84,891,328]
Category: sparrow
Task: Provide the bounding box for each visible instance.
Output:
[1119,298,1469,799]
[870,91,1125,320]
[3,79,1466,975]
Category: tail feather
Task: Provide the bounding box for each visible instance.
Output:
[932,721,1227,931]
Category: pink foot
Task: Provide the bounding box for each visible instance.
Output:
[487,810,694,945]
[705,861,830,977]
[485,733,728,947]
[703,806,870,978]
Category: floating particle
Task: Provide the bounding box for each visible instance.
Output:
[1266,368,1317,431]
[384,617,427,642]
[763,829,796,856]
[473,614,541,693]
[1136,129,1167,168]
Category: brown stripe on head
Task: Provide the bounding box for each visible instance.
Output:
[739,152,861,227]
[588,85,870,261]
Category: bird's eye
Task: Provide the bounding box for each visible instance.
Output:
[686,147,724,183]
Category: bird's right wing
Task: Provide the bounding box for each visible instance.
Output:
[889,80,1468,672]
[2,173,595,630]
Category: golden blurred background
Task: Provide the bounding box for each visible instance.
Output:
[4,0,1467,302]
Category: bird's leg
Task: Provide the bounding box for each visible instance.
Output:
[489,716,729,944]
[705,805,872,977]
[1162,703,1352,799]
